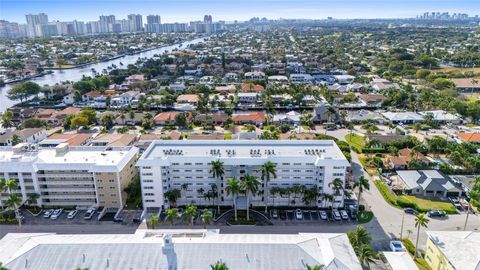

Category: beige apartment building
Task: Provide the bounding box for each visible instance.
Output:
[0,143,138,209]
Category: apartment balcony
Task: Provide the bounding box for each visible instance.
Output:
[38,181,94,185]
[42,201,95,206]
[41,195,97,200]
[40,188,96,193]
[37,173,93,178]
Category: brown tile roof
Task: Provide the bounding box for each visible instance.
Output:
[232,112,266,123]
[48,133,93,146]
[92,134,137,146]
[154,112,180,122]
[456,132,480,143]
[176,94,200,103]
[241,83,265,92]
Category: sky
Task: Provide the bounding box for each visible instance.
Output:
[0,0,479,23]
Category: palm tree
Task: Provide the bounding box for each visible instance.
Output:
[148,214,159,229]
[354,244,376,268]
[240,174,261,221]
[261,161,277,213]
[347,226,372,248]
[182,204,197,228]
[201,209,213,228]
[353,176,370,216]
[225,178,241,221]
[0,262,9,270]
[210,260,228,270]
[5,193,22,228]
[164,189,181,207]
[329,178,344,196]
[414,213,430,257]
[306,265,325,270]
[208,183,219,211]
[27,193,40,209]
[4,179,18,194]
[464,177,480,231]
[406,229,413,239]
[210,160,225,214]
[323,194,334,208]
[181,183,189,205]
[164,208,178,227]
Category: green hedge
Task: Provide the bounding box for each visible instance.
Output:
[402,238,416,255]
[362,148,387,153]
[375,180,398,206]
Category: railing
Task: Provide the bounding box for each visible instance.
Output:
[41,195,97,199]
[40,188,96,193]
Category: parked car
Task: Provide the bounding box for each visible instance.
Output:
[50,208,63,220]
[332,209,341,221]
[67,210,78,219]
[319,210,328,220]
[340,210,349,220]
[427,210,447,217]
[279,209,286,220]
[84,208,96,220]
[295,209,303,220]
[350,211,357,220]
[271,209,279,219]
[43,209,53,218]
[404,208,418,215]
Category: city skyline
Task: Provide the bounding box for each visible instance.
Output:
[1,0,479,23]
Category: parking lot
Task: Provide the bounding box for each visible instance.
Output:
[270,209,358,225]
[20,208,143,226]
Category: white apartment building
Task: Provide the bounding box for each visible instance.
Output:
[0,143,138,209]
[137,140,350,210]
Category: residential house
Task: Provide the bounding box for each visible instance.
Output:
[0,128,47,146]
[290,74,313,84]
[154,112,181,125]
[125,74,145,84]
[419,110,460,124]
[387,148,431,170]
[454,132,480,144]
[272,111,302,125]
[90,134,137,147]
[452,78,480,92]
[346,110,386,124]
[371,78,400,91]
[396,170,463,197]
[381,112,424,124]
[232,112,266,126]
[115,112,144,126]
[195,112,228,125]
[358,94,386,108]
[244,71,265,80]
[39,133,93,147]
[240,83,264,92]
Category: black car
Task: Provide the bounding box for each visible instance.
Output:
[404,208,418,215]
[427,210,447,217]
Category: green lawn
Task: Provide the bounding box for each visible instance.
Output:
[344,133,365,152]
[398,195,457,213]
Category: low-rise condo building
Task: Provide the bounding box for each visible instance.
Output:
[0,143,138,209]
[137,140,350,211]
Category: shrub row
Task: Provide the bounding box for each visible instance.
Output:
[374,180,398,206]
[397,196,457,214]
[402,238,416,255]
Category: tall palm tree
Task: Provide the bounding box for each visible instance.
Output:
[5,193,22,228]
[201,209,213,229]
[181,183,189,205]
[261,161,277,213]
[464,177,480,231]
[347,226,372,248]
[27,193,40,209]
[164,189,181,207]
[414,213,430,257]
[240,174,261,221]
[225,178,241,221]
[182,204,197,228]
[354,244,376,268]
[353,176,370,216]
[323,194,334,208]
[4,179,18,194]
[164,208,178,227]
[329,178,344,196]
[210,160,225,214]
[148,214,159,229]
[210,260,229,270]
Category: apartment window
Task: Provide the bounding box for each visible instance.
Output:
[98,187,104,190]
[195,163,203,165]
[293,163,301,166]
[184,163,192,165]
[110,187,116,190]
[333,173,344,177]
[172,163,180,165]
[293,170,301,173]
[144,193,154,196]
[333,166,344,169]
[143,180,153,183]
[282,163,290,165]
[144,186,154,190]
[112,201,117,204]
[306,163,314,165]
[145,200,155,203]
[142,173,153,176]
[142,166,151,169]
[109,179,115,183]
[196,170,203,172]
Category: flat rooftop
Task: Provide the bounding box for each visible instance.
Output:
[0,230,362,270]
[140,140,347,161]
[0,144,138,171]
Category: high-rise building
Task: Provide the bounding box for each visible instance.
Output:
[0,20,21,39]
[145,15,161,33]
[146,15,161,24]
[99,15,115,33]
[203,14,213,24]
[25,13,49,37]
[128,14,143,32]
